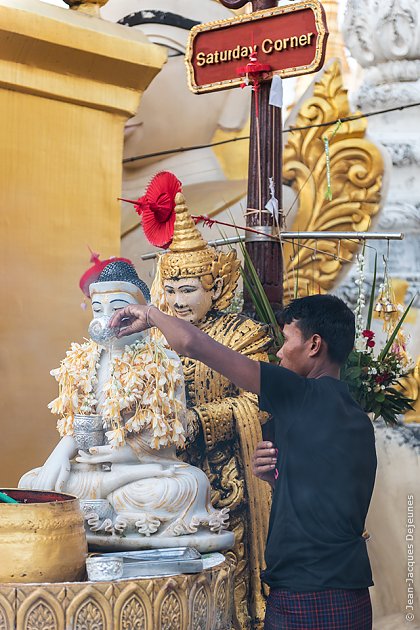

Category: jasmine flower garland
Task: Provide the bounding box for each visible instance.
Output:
[48,338,185,449]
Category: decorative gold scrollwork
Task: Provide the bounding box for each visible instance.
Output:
[282,61,385,299]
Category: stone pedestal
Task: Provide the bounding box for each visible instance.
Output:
[0,0,165,486]
[0,558,235,629]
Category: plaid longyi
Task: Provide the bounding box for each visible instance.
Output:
[264,587,372,630]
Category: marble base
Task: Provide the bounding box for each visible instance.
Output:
[87,530,235,553]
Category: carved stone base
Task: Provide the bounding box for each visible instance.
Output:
[0,558,235,629]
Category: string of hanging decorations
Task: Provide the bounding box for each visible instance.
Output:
[120,176,404,264]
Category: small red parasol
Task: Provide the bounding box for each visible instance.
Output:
[120,171,182,249]
[236,52,271,87]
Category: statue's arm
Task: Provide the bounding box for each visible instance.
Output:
[188,397,236,450]
[186,391,265,450]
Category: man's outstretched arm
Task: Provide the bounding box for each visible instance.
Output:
[111,305,261,395]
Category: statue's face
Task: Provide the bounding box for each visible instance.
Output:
[163,277,222,325]
[89,291,142,348]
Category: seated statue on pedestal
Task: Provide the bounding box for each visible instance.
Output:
[19,259,233,552]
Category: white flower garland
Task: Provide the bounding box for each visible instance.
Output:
[48,338,185,449]
[354,251,366,339]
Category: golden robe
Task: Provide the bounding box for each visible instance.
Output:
[179,311,272,629]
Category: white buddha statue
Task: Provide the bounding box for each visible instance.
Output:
[19,259,233,551]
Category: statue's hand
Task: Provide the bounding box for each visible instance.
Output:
[34,435,76,492]
[76,444,135,465]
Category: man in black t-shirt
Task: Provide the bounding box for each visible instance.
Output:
[110,294,376,630]
[253,295,376,629]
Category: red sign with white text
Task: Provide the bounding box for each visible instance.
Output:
[186,0,328,94]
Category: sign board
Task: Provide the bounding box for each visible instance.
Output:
[185,0,328,94]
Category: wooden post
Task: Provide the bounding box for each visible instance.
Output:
[220,0,284,314]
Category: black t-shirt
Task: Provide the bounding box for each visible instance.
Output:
[259,361,377,591]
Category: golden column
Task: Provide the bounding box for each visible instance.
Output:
[0,0,166,484]
[293,0,351,101]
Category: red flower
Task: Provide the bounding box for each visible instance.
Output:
[367,339,375,348]
[375,373,390,385]
[362,329,375,340]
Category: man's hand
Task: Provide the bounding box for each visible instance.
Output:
[110,304,150,337]
[252,441,278,488]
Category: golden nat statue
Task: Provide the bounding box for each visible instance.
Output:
[150,190,272,629]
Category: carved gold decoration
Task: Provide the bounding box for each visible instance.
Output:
[0,560,234,629]
[190,580,211,630]
[160,193,241,311]
[63,0,109,16]
[120,595,146,629]
[66,583,113,629]
[114,580,153,629]
[282,61,385,299]
[0,590,14,630]
[16,586,66,630]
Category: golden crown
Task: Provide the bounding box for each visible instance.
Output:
[160,192,240,310]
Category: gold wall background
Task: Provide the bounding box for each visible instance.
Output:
[0,0,165,485]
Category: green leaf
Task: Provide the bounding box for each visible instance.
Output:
[223,217,283,348]
[346,366,363,379]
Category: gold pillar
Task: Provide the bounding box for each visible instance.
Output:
[293,0,350,102]
[0,0,166,484]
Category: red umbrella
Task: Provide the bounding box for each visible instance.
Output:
[121,171,182,249]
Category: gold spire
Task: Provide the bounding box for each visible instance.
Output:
[169,193,208,254]
[160,192,217,280]
[63,0,109,16]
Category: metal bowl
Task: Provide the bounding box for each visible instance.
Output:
[0,489,87,583]
[73,414,104,450]
[86,555,124,582]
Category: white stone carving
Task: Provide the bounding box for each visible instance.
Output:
[340,0,420,330]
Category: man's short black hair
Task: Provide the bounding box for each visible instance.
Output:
[279,295,355,365]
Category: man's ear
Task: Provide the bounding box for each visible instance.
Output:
[308,334,323,357]
[212,278,223,301]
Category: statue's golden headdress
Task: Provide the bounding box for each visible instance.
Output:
[159,192,240,311]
